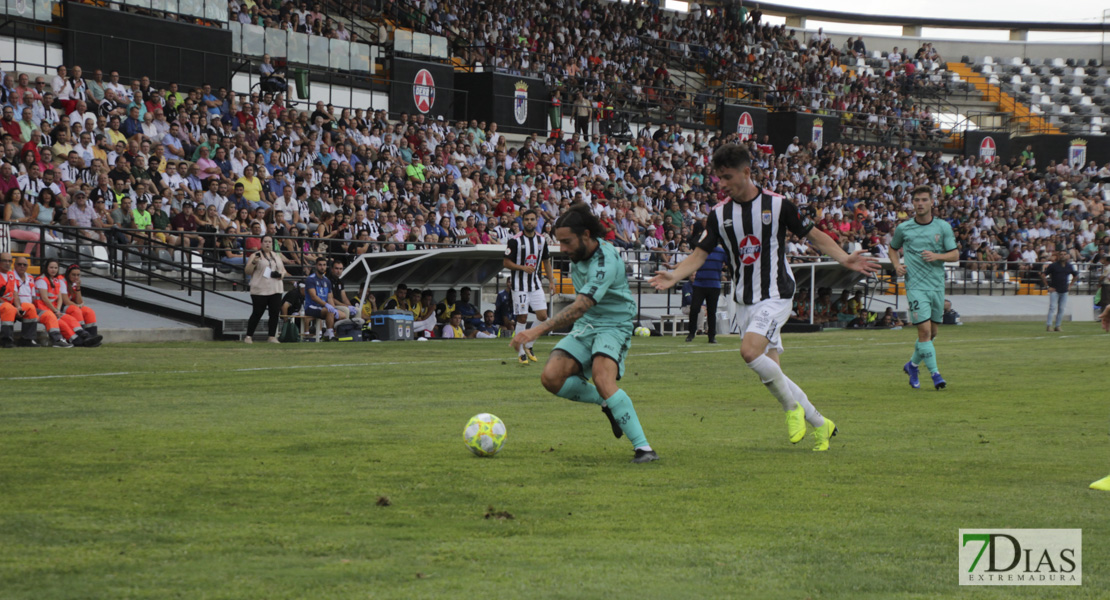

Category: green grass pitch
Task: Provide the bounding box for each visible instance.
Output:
[1,322,1107,599]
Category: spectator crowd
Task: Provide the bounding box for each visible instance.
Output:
[2,58,1109,286]
[388,0,947,140]
[4,0,1110,343]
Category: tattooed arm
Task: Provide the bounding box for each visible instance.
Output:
[510,294,596,351]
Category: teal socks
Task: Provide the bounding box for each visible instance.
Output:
[913,341,939,374]
[556,377,604,405]
[603,389,649,449]
[556,380,650,449]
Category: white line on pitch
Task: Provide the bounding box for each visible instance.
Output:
[0,333,1101,381]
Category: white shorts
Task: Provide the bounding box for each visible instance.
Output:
[733,298,791,355]
[513,289,548,316]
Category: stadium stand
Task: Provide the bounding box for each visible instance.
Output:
[962,55,1108,135]
[1,0,1108,340]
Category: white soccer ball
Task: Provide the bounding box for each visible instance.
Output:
[634,326,652,337]
[463,413,507,457]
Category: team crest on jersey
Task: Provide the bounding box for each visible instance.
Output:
[525,253,538,267]
[761,210,772,225]
[739,235,761,265]
[935,233,940,243]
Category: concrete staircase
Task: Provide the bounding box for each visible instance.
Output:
[946,62,1062,135]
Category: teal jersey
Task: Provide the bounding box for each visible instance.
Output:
[890,217,957,292]
[571,241,637,328]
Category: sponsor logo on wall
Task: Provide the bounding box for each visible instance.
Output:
[413,69,436,114]
[979,136,997,163]
[737,111,754,141]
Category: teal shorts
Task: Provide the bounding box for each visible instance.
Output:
[906,288,944,324]
[553,323,632,380]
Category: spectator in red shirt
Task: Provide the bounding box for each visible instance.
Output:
[236,103,256,130]
[494,195,516,217]
[171,201,203,248]
[600,214,617,242]
[0,163,18,198]
[1,105,21,139]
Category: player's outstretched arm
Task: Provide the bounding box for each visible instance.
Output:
[1100,305,1109,332]
[649,247,709,290]
[805,227,880,275]
[510,293,596,351]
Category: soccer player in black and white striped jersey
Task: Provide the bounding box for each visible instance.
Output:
[650,144,879,451]
[503,209,552,364]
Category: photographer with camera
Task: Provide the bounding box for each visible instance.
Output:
[243,234,288,343]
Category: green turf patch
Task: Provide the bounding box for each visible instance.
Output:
[1,322,1107,598]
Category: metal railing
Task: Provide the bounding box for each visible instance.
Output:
[3,221,252,326]
[7,223,1104,335]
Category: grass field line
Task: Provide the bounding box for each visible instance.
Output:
[1,332,1101,382]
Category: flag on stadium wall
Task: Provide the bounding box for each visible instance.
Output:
[513,81,529,125]
[979,136,997,164]
[811,119,824,149]
[1068,138,1087,169]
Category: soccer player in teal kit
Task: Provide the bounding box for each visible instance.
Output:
[511,203,658,463]
[890,185,959,390]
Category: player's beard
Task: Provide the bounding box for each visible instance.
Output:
[524,224,535,234]
[569,236,590,262]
